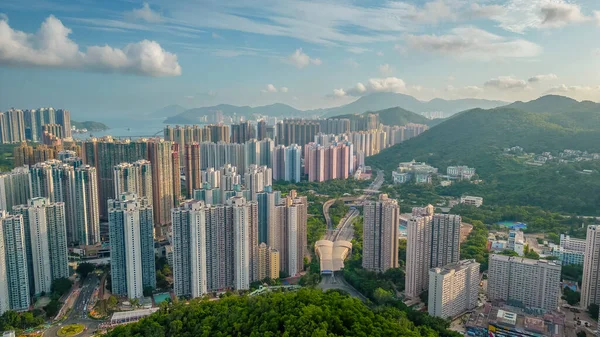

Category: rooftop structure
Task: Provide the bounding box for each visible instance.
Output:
[315,240,352,274]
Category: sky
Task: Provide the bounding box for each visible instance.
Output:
[0,0,599,119]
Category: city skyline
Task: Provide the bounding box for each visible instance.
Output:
[1,1,600,117]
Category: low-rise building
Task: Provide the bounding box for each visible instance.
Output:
[550,234,586,265]
[447,166,476,180]
[392,161,438,184]
[460,196,483,207]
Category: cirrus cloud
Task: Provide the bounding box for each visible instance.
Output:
[0,15,181,77]
[404,26,542,60]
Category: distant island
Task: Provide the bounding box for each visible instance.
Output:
[71,120,109,132]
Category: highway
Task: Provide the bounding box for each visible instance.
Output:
[44,274,100,337]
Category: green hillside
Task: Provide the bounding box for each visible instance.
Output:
[71,120,109,131]
[367,107,600,214]
[503,95,600,114]
[105,289,454,337]
[333,106,435,126]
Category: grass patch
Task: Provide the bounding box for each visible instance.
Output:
[57,324,85,337]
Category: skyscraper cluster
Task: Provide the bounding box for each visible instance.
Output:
[405,205,462,299]
[272,144,302,183]
[382,123,429,147]
[348,129,386,157]
[304,142,354,182]
[362,194,400,273]
[276,119,320,147]
[108,193,155,299]
[0,108,71,144]
[487,254,561,312]
[318,119,351,135]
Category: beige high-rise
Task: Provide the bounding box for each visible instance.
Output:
[428,260,480,319]
[148,139,175,228]
[581,225,600,309]
[363,194,399,273]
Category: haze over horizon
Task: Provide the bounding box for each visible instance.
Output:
[1,0,599,118]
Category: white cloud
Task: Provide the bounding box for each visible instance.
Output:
[484,76,528,90]
[528,73,558,83]
[0,13,8,22]
[287,48,321,68]
[546,85,600,102]
[404,26,542,60]
[333,88,346,97]
[0,15,181,77]
[376,51,384,56]
[280,87,289,93]
[129,2,163,23]
[261,84,288,93]
[379,63,393,76]
[347,46,369,54]
[594,11,600,26]
[469,4,506,18]
[593,48,600,56]
[540,2,587,28]
[338,77,407,97]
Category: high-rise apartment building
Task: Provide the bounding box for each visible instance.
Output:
[108,193,155,299]
[257,243,280,281]
[184,143,201,198]
[82,137,148,219]
[272,191,307,277]
[147,140,175,228]
[13,143,33,167]
[272,144,302,183]
[0,212,30,312]
[551,234,586,265]
[228,195,258,289]
[0,166,30,211]
[318,119,351,135]
[13,198,68,295]
[113,161,153,204]
[256,187,281,245]
[304,142,353,182]
[581,225,600,309]
[363,194,399,273]
[231,121,254,144]
[430,214,461,268]
[428,259,480,319]
[406,205,461,299]
[72,165,100,245]
[256,120,267,141]
[488,254,561,312]
[244,165,272,201]
[0,109,26,144]
[172,200,208,298]
[277,119,320,147]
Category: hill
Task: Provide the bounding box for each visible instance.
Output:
[104,288,454,337]
[151,104,187,118]
[164,103,303,124]
[503,95,600,114]
[334,107,431,126]
[71,120,109,131]
[323,92,506,118]
[367,107,600,214]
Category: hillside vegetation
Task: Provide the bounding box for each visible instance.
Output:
[333,107,433,126]
[71,120,109,131]
[367,103,600,215]
[105,289,450,337]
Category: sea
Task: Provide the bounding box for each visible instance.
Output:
[72,116,172,140]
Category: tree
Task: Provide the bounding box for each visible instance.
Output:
[77,263,95,279]
[107,295,118,309]
[143,286,154,297]
[588,303,599,320]
[562,288,580,306]
[419,291,429,305]
[51,277,73,296]
[500,250,519,257]
[576,331,586,337]
[374,287,393,305]
[44,300,61,318]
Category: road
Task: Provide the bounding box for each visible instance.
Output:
[318,272,368,302]
[44,274,101,337]
[333,209,359,242]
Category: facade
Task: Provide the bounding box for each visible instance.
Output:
[447,166,476,180]
[362,194,400,273]
[0,166,30,212]
[551,234,586,265]
[256,187,281,245]
[13,198,68,295]
[272,144,302,183]
[147,140,175,228]
[277,119,320,147]
[184,143,201,198]
[108,193,156,299]
[257,243,280,280]
[72,165,100,245]
[428,259,480,319]
[488,254,561,312]
[507,230,525,256]
[392,161,438,184]
[113,160,153,204]
[172,200,208,298]
[581,225,600,309]
[244,165,272,201]
[271,190,307,277]
[304,142,353,182]
[228,195,258,290]
[0,212,30,312]
[0,109,26,144]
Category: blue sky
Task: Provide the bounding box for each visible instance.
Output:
[0,0,599,119]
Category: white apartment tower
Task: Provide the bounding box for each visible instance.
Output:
[363,194,400,273]
[581,225,600,309]
[1,212,31,313]
[113,160,153,204]
[428,259,480,319]
[488,254,561,312]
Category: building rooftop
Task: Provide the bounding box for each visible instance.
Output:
[315,240,352,274]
